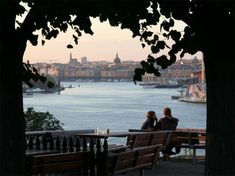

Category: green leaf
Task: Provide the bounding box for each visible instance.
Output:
[32,67,38,73]
[140,61,149,69]
[29,34,38,46]
[16,4,26,16]
[156,41,165,49]
[169,18,174,27]
[133,68,145,84]
[156,55,170,69]
[180,50,186,58]
[151,45,160,53]
[47,81,55,88]
[161,20,171,31]
[31,73,40,82]
[134,68,145,75]
[67,44,73,49]
[41,40,45,46]
[133,74,142,84]
[25,81,34,88]
[73,35,79,45]
[140,31,153,41]
[153,34,159,41]
[39,75,47,83]
[169,30,181,42]
[145,64,155,74]
[163,33,169,38]
[153,69,161,77]
[75,28,82,37]
[169,55,177,64]
[147,55,155,63]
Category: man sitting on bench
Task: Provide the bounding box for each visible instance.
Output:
[156,107,180,156]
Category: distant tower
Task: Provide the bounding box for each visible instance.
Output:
[81,57,88,64]
[68,52,79,66]
[113,53,121,64]
[70,52,72,61]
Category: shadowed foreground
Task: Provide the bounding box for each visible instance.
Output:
[116,158,205,176]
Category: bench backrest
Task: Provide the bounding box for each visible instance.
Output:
[171,131,191,144]
[127,130,171,150]
[171,131,206,147]
[110,144,161,175]
[132,133,152,148]
[127,129,150,147]
[150,131,171,150]
[27,151,95,175]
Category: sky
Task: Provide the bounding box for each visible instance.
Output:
[23,18,153,63]
[23,18,202,64]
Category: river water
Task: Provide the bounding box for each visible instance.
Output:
[23,82,206,132]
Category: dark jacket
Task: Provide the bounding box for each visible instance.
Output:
[156,117,179,130]
[141,118,157,130]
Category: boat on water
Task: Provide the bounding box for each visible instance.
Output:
[26,88,45,93]
[139,82,182,89]
[179,83,206,103]
[23,92,33,98]
[171,88,185,100]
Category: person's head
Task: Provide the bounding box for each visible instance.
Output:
[146,111,156,119]
[163,107,172,117]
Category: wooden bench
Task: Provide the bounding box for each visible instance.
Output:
[128,130,171,147]
[171,131,206,162]
[150,131,172,151]
[26,151,95,176]
[109,144,162,176]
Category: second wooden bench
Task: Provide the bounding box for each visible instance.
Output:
[109,144,162,176]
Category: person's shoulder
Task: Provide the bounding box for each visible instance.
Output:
[158,117,165,122]
[171,116,179,122]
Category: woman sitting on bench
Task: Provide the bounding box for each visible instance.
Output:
[141,111,158,131]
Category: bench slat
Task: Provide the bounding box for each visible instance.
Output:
[27,151,95,175]
[110,145,161,176]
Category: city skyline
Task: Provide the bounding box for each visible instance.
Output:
[23,18,202,64]
[23,18,153,63]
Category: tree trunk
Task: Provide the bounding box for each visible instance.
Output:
[0,2,26,175]
[204,16,235,175]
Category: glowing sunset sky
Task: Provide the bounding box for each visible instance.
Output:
[23,18,153,63]
[23,18,202,63]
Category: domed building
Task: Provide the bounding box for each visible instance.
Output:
[113,53,121,65]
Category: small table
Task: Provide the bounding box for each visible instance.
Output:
[76,131,152,150]
[76,131,149,138]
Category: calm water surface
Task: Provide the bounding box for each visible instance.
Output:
[23,82,206,132]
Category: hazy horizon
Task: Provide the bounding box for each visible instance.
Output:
[23,18,202,64]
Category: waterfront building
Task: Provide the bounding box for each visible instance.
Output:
[81,57,88,64]
[30,55,202,82]
[68,52,79,67]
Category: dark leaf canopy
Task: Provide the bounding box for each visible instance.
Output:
[22,61,55,88]
[17,0,234,83]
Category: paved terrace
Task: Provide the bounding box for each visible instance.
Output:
[117,158,205,176]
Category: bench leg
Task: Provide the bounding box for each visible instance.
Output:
[192,148,196,163]
[140,168,144,176]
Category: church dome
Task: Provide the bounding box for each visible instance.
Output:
[113,53,121,64]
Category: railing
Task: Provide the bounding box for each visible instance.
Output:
[25,129,96,153]
[25,129,110,175]
[25,128,206,175]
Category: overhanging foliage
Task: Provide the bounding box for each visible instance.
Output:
[17,0,234,84]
